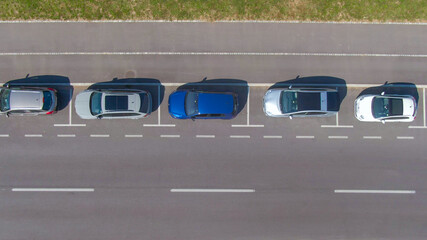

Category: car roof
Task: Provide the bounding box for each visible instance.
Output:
[9,89,43,110]
[296,92,321,111]
[198,92,235,115]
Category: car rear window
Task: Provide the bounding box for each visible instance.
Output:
[42,91,53,110]
[105,95,128,111]
[0,89,11,111]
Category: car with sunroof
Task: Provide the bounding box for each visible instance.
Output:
[168,90,238,120]
[263,86,339,118]
[354,92,417,123]
[75,89,152,119]
[0,86,57,116]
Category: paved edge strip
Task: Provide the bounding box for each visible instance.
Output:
[12,188,94,192]
[170,189,255,193]
[0,20,425,25]
[334,189,415,194]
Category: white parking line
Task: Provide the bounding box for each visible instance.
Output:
[296,136,315,139]
[143,124,176,127]
[328,136,348,139]
[0,134,9,137]
[90,134,110,138]
[321,125,354,128]
[334,189,415,194]
[409,88,426,129]
[363,136,382,139]
[160,135,180,138]
[25,134,43,137]
[170,189,255,193]
[53,95,87,127]
[12,188,94,192]
[263,135,282,139]
[230,135,251,138]
[196,135,215,138]
[57,134,76,138]
[396,136,414,140]
[125,134,143,138]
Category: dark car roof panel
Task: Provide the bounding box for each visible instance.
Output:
[198,93,235,115]
[297,92,321,111]
[105,96,128,111]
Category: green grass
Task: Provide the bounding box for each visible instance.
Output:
[0,0,425,22]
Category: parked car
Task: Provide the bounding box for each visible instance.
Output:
[168,90,238,119]
[75,89,152,119]
[263,86,339,118]
[0,86,57,116]
[354,92,417,123]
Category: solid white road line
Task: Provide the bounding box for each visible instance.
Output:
[1,52,427,58]
[0,134,9,137]
[230,135,251,138]
[363,136,382,139]
[328,136,348,139]
[12,188,94,192]
[90,134,110,138]
[170,189,255,193]
[334,189,415,194]
[160,135,180,138]
[196,135,215,138]
[263,135,282,139]
[54,123,87,127]
[25,134,43,137]
[125,134,143,138]
[57,134,76,137]
[396,136,414,140]
[296,136,315,139]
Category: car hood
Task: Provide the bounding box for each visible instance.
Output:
[75,91,96,119]
[402,97,416,116]
[198,93,234,114]
[263,90,282,116]
[168,91,187,118]
[354,96,376,121]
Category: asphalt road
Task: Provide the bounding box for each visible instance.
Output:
[0,22,426,240]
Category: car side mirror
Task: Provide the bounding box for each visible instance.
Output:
[381,120,385,124]
[288,85,292,89]
[191,116,196,122]
[97,115,103,119]
[381,92,385,96]
[5,112,10,118]
[289,115,293,120]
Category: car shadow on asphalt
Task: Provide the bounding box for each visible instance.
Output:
[4,75,73,111]
[87,78,164,112]
[357,82,419,104]
[268,75,347,111]
[175,78,249,115]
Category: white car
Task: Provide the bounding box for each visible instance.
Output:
[75,89,152,119]
[354,92,417,123]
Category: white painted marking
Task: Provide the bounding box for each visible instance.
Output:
[90,134,110,138]
[247,88,250,125]
[25,134,42,137]
[12,188,94,192]
[57,134,76,138]
[296,136,315,139]
[396,136,414,140]
[0,52,426,58]
[161,135,180,138]
[170,189,255,193]
[321,125,354,128]
[143,124,176,127]
[231,124,265,127]
[334,189,415,194]
[0,134,9,137]
[328,136,348,139]
[408,126,427,128]
[363,136,382,139]
[263,135,282,139]
[54,124,87,127]
[0,20,426,25]
[424,88,426,127]
[125,134,143,138]
[230,135,251,138]
[196,135,215,138]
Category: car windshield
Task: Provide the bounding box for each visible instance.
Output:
[0,89,11,111]
[280,91,298,113]
[185,92,198,116]
[90,92,103,115]
[42,91,53,111]
[372,97,403,118]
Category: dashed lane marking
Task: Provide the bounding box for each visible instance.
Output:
[125,134,143,138]
[396,136,414,140]
[196,135,215,138]
[334,189,415,194]
[296,136,315,139]
[90,134,110,138]
[160,135,180,138]
[263,135,282,139]
[328,136,348,139]
[12,188,94,192]
[230,135,251,139]
[170,189,255,193]
[0,134,9,137]
[57,134,76,137]
[25,134,43,137]
[363,136,382,139]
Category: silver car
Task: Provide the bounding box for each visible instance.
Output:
[75,89,152,119]
[0,86,57,116]
[263,86,339,118]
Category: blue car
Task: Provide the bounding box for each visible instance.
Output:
[168,90,239,119]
